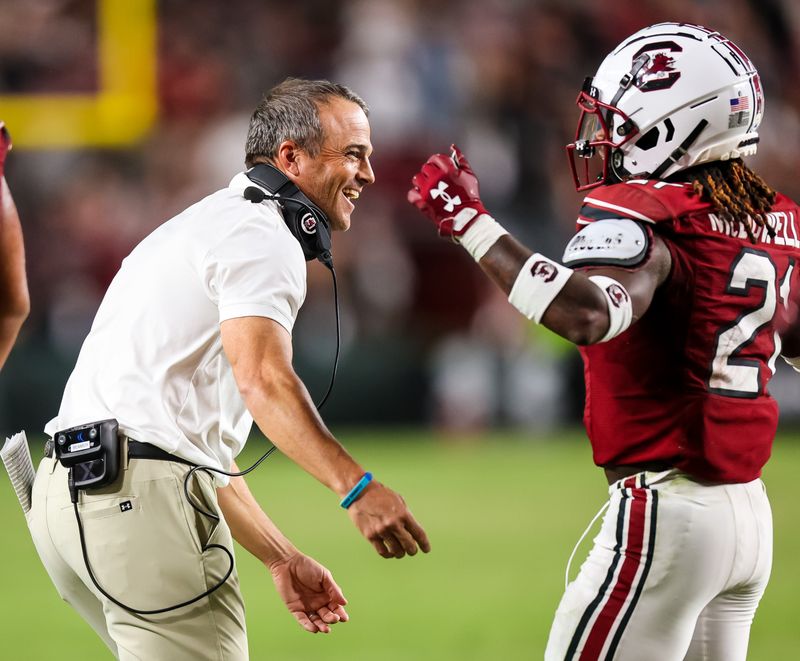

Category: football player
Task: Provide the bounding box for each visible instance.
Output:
[408,22,798,660]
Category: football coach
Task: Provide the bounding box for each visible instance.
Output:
[26,78,430,660]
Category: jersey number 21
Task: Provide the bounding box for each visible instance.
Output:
[709,248,794,398]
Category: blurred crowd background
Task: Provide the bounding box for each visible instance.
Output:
[2,0,800,437]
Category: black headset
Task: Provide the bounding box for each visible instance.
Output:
[243,163,333,269]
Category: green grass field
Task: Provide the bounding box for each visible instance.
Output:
[3,429,799,659]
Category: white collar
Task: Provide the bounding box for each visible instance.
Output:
[228,171,266,196]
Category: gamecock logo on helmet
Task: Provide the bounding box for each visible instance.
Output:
[301,213,317,234]
[530,261,558,282]
[606,284,629,307]
[633,41,682,91]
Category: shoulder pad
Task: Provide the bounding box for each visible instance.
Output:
[562,219,650,268]
[577,181,686,227]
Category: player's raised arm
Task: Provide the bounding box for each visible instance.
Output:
[0,124,29,369]
[407,145,670,345]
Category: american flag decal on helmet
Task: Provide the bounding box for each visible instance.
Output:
[730,96,749,112]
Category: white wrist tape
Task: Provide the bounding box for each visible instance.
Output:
[457,213,509,261]
[508,254,572,323]
[783,355,800,373]
[588,275,633,342]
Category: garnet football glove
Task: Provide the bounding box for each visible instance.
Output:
[407,144,489,241]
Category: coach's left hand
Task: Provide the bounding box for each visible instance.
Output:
[269,552,349,634]
[347,480,431,558]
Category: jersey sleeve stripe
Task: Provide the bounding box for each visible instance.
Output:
[582,197,657,224]
[578,206,645,223]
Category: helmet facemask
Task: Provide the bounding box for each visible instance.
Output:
[567,77,640,191]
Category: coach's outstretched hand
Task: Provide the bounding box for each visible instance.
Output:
[270,552,349,634]
[407,144,488,241]
[347,480,431,559]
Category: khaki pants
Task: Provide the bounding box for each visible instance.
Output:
[27,453,248,660]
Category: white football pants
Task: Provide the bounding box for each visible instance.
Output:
[545,470,772,661]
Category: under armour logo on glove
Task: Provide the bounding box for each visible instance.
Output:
[430,181,462,212]
[407,144,489,241]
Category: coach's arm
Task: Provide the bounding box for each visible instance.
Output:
[220,316,430,559]
[217,461,349,633]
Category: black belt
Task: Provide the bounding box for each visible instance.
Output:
[46,438,192,466]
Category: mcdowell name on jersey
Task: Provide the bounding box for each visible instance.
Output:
[708,210,799,247]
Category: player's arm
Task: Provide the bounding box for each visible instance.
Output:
[477,232,671,344]
[0,125,29,369]
[407,145,670,344]
[220,316,430,559]
[779,298,800,371]
[216,461,348,633]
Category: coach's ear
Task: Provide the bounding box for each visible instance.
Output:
[274,141,302,178]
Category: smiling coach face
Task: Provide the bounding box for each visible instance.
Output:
[276,96,375,232]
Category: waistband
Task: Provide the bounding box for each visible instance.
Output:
[45,437,193,466]
[603,461,674,485]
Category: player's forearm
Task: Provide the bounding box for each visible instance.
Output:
[0,178,29,320]
[239,368,364,498]
[0,178,29,368]
[0,317,24,368]
[217,460,298,567]
[477,234,610,344]
[476,233,532,293]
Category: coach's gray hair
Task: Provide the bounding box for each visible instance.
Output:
[245,78,369,167]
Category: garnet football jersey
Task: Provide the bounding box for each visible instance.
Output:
[575,179,800,482]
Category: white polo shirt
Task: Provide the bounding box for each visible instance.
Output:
[45,173,307,482]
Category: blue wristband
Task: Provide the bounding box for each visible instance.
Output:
[339,472,373,509]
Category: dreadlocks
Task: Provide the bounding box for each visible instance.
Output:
[687,159,777,243]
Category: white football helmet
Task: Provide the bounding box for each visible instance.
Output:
[567,22,764,191]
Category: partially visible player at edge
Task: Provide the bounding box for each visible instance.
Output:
[408,22,798,660]
[0,123,29,370]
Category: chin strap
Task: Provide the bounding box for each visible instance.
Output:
[649,119,709,179]
[610,54,650,105]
